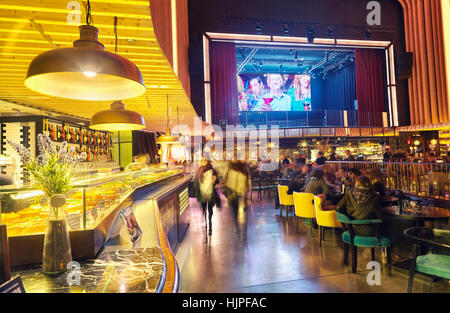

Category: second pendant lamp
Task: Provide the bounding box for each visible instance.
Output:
[90,100,146,131]
[156,95,179,144]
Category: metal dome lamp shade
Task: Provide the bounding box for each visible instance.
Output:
[90,100,146,131]
[24,1,146,101]
[156,95,179,144]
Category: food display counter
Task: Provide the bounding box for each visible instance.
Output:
[0,166,188,266]
[9,171,191,293]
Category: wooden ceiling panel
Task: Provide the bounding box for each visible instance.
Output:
[0,0,197,131]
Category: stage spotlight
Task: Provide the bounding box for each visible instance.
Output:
[256,24,263,33]
[283,24,290,35]
[307,27,315,44]
[338,64,344,70]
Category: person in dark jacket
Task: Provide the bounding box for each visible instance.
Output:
[304,168,331,196]
[287,165,309,194]
[336,176,384,236]
[282,155,290,165]
[315,151,327,166]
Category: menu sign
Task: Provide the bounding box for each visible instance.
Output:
[118,206,142,243]
[0,277,25,293]
[67,214,81,230]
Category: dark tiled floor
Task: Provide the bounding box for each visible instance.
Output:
[176,192,449,293]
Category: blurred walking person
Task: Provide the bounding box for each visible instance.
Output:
[194,159,219,235]
[224,160,250,238]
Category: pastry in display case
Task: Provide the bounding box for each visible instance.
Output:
[0,167,183,237]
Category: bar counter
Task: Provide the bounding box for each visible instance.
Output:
[1,167,191,293]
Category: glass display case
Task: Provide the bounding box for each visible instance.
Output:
[0,167,183,237]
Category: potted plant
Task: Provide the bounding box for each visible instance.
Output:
[8,133,85,275]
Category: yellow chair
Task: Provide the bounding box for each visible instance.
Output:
[314,195,342,247]
[293,192,316,233]
[277,185,294,218]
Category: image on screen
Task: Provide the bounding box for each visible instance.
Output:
[238,74,311,112]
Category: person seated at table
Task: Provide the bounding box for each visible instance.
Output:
[346,168,362,189]
[363,169,387,197]
[287,165,309,194]
[336,176,384,236]
[282,162,300,179]
[304,168,332,197]
[335,167,347,181]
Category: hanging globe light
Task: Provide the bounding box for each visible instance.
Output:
[24,2,146,101]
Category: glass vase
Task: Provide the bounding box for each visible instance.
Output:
[42,199,72,275]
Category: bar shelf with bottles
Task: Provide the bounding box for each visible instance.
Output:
[43,118,113,162]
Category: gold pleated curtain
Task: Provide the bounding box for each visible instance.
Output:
[398,0,449,125]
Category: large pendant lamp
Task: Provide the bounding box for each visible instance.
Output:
[90,100,146,131]
[24,0,146,101]
[89,17,145,131]
[156,95,179,144]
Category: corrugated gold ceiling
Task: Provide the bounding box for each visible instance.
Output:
[0,0,198,131]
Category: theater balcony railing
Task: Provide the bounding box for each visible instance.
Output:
[218,110,388,128]
[327,161,450,201]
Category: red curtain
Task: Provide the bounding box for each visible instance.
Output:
[210,42,238,125]
[355,49,385,126]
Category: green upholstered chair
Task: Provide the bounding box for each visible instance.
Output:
[404,227,450,293]
[337,212,391,274]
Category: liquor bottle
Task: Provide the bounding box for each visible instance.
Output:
[43,119,48,134]
[50,124,56,141]
[61,125,66,142]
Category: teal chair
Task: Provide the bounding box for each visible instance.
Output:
[404,227,450,293]
[337,212,391,274]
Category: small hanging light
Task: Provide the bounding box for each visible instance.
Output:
[90,100,146,131]
[156,95,179,144]
[24,1,146,101]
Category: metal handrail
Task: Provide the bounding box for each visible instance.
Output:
[326,161,450,201]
